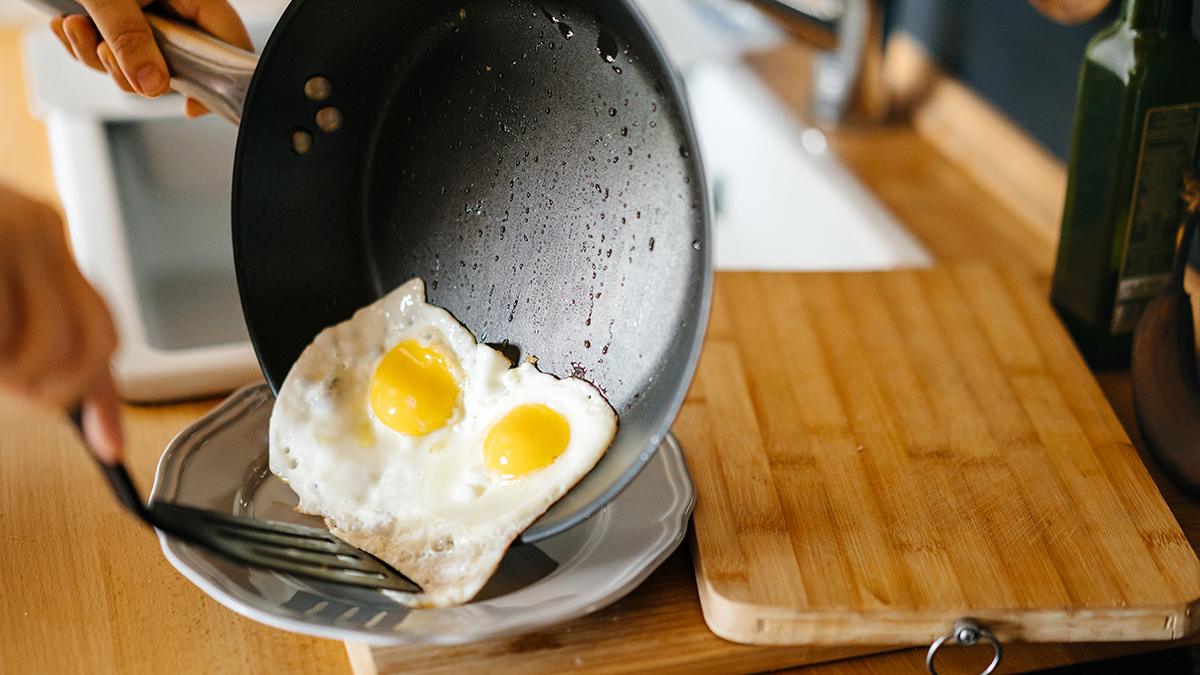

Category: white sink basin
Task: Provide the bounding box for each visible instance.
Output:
[638,0,930,271]
[686,59,930,271]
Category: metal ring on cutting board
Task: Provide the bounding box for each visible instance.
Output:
[925,618,1002,675]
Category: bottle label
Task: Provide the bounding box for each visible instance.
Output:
[1111,103,1200,333]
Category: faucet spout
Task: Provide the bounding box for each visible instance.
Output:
[745,0,886,126]
[749,0,844,50]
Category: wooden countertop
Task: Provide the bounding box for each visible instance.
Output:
[3,24,1199,675]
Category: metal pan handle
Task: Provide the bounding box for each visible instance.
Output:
[24,0,255,125]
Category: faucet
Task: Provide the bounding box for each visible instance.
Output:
[743,0,887,126]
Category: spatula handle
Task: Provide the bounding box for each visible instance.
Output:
[95,463,154,523]
[23,0,255,125]
[67,406,152,524]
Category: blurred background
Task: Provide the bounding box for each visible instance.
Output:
[4,0,1200,673]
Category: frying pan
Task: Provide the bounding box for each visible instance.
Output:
[36,0,710,543]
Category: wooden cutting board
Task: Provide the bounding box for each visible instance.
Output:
[351,265,1200,673]
[680,265,1200,645]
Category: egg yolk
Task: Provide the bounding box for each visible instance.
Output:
[370,340,459,436]
[483,404,570,479]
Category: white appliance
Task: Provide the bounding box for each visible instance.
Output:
[23,23,276,402]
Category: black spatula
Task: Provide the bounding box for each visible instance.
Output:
[72,409,421,592]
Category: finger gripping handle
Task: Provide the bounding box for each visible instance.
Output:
[22,0,255,125]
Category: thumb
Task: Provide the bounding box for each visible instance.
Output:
[79,0,170,97]
[80,370,125,465]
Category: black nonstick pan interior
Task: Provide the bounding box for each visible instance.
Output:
[233,0,710,541]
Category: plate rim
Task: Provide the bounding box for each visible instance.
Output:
[150,383,695,645]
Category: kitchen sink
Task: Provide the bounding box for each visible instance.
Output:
[685,58,930,271]
[642,0,930,271]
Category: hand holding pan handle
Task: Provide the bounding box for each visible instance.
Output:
[25,0,256,124]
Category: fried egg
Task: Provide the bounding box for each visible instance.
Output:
[269,278,617,607]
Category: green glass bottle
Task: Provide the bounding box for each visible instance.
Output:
[1050,0,1200,368]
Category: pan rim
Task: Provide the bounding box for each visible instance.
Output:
[230,0,713,543]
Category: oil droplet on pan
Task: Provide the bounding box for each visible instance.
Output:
[596,29,618,63]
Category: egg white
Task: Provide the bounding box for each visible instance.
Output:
[269,278,617,607]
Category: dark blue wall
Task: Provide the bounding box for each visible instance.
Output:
[891,0,1123,161]
[889,0,1200,266]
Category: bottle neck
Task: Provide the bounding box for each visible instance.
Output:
[1122,0,1193,35]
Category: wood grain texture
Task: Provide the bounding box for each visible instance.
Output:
[0,394,357,675]
[351,548,1200,675]
[354,547,887,675]
[0,27,354,674]
[686,267,1200,645]
[356,267,1200,674]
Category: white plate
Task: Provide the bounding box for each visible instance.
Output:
[150,384,695,645]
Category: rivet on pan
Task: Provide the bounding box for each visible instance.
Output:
[290,129,314,154]
[304,76,332,101]
[316,107,343,132]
